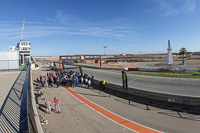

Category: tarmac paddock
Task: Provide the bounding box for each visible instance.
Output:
[31,62,200,133]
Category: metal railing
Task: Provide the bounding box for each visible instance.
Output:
[19,65,39,133]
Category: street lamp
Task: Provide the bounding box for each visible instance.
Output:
[104,46,107,67]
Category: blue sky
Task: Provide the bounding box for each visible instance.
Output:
[0,0,200,56]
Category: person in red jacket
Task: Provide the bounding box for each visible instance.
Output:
[53,97,61,113]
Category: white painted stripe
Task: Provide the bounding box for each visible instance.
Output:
[62,86,164,133]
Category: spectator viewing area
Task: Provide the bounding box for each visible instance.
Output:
[1,1,200,133]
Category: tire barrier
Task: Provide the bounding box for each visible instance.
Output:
[128,68,139,71]
[139,68,158,72]
[157,68,172,72]
[92,79,200,114]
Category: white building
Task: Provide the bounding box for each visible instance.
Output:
[16,40,31,65]
[0,51,19,70]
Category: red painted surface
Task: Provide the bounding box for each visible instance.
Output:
[63,86,161,133]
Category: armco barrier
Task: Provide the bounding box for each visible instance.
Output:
[157,68,172,72]
[171,69,184,73]
[139,68,158,72]
[185,69,199,73]
[73,64,125,71]
[92,79,200,113]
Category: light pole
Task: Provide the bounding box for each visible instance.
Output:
[104,46,107,67]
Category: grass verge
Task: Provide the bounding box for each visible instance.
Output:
[125,71,200,79]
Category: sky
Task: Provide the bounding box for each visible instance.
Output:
[0,0,200,56]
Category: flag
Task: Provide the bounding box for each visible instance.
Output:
[122,71,128,89]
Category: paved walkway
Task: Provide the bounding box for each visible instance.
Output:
[0,71,26,133]
[32,62,200,133]
[32,62,133,133]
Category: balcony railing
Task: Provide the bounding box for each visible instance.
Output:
[19,48,31,51]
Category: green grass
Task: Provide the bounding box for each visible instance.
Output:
[125,71,200,79]
[130,54,155,57]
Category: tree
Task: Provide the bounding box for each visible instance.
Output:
[31,56,35,64]
[179,47,187,65]
[74,60,78,63]
[95,59,98,63]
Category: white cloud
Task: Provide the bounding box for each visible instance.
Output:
[185,0,196,11]
[153,0,196,16]
[0,10,140,41]
[0,20,139,41]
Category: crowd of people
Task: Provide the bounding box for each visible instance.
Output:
[36,69,96,115]
[36,70,93,89]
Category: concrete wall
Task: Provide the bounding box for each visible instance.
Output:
[0,51,19,70]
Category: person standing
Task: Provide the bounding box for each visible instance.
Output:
[88,78,91,89]
[102,79,106,90]
[56,77,60,88]
[72,77,76,88]
[80,76,83,87]
[27,60,29,66]
[51,76,54,87]
[53,97,61,113]
[76,76,79,87]
[41,78,44,87]
[45,99,52,114]
[45,77,48,88]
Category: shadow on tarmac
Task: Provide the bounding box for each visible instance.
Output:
[0,71,26,132]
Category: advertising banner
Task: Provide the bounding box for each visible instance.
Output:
[60,55,101,61]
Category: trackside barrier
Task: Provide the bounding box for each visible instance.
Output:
[40,60,200,113]
[171,69,184,73]
[41,60,199,73]
[157,68,171,72]
[139,68,158,72]
[73,64,125,71]
[171,69,199,73]
[128,68,139,71]
[185,69,199,73]
[92,79,200,114]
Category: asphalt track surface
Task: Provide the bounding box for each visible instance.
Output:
[35,62,200,133]
[80,67,200,97]
[47,61,200,96]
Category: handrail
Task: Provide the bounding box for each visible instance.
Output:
[19,64,44,133]
[19,65,30,132]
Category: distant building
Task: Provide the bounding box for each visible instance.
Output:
[192,52,200,55]
[0,40,31,70]
[16,40,31,65]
